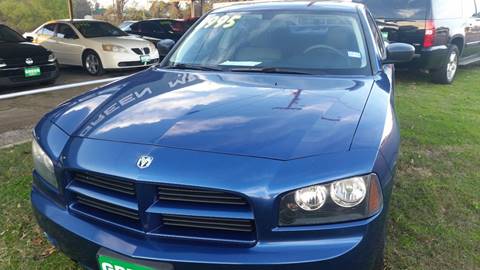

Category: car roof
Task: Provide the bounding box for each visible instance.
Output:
[213,0,364,13]
[46,19,105,24]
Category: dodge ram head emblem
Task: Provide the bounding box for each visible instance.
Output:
[137,155,153,169]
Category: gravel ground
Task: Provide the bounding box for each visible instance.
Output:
[0,128,32,149]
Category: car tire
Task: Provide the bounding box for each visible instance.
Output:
[431,44,459,84]
[373,247,385,270]
[83,51,105,76]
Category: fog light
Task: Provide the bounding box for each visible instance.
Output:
[294,185,327,211]
[48,53,56,62]
[330,177,367,207]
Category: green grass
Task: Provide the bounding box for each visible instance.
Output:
[0,68,479,269]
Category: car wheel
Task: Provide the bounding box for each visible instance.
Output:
[83,51,104,76]
[431,44,459,84]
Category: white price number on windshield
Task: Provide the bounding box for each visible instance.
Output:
[202,15,242,29]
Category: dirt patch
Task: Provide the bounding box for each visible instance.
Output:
[0,85,97,135]
[0,128,32,149]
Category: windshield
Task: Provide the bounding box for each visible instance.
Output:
[0,25,26,43]
[165,11,370,75]
[72,21,127,38]
[353,0,428,20]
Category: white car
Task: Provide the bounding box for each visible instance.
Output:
[24,19,159,75]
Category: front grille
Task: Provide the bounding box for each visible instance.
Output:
[66,170,256,243]
[131,47,150,55]
[158,185,247,205]
[73,172,135,196]
[76,195,140,220]
[162,214,254,233]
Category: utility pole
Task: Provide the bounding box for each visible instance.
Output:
[68,0,74,20]
[191,0,195,18]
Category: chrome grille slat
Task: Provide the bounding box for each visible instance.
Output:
[157,185,247,205]
[73,173,135,196]
[162,215,254,232]
[76,195,140,220]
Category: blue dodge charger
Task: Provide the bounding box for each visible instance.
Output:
[31,2,414,270]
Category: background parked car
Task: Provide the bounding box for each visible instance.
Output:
[24,20,159,76]
[355,0,480,84]
[0,24,58,88]
[120,18,198,44]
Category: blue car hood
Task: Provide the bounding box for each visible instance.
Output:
[54,69,374,160]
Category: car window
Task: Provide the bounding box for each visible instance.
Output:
[366,11,386,58]
[57,24,78,39]
[353,0,428,20]
[141,21,165,34]
[463,0,477,17]
[432,0,463,19]
[166,11,370,75]
[475,0,480,16]
[119,21,134,31]
[39,23,56,37]
[158,20,175,32]
[72,21,127,38]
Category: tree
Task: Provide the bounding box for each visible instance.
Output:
[168,2,181,19]
[0,0,68,32]
[150,0,169,18]
[73,0,92,19]
[113,0,129,22]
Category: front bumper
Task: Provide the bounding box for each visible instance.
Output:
[0,63,59,88]
[100,50,160,70]
[32,184,385,270]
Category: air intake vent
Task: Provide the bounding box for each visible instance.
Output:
[157,185,247,205]
[73,172,135,196]
[131,48,143,55]
[162,214,254,232]
[76,195,140,221]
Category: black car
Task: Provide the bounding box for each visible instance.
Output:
[120,19,192,44]
[0,24,59,88]
[355,0,480,84]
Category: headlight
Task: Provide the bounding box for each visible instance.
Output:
[295,185,328,211]
[330,177,367,207]
[0,59,6,68]
[32,139,58,189]
[102,44,128,53]
[279,174,383,226]
[48,53,56,62]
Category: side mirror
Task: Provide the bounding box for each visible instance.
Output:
[157,39,175,58]
[25,36,34,42]
[383,43,415,64]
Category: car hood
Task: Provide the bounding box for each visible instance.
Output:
[90,35,150,48]
[0,42,49,59]
[54,69,374,160]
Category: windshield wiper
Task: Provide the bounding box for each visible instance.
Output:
[230,67,313,75]
[164,63,223,71]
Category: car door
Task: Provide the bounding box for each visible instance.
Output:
[462,0,480,58]
[54,23,84,66]
[35,23,57,51]
[467,0,480,58]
